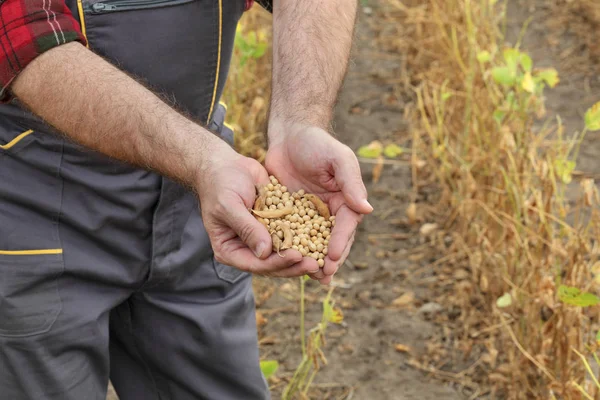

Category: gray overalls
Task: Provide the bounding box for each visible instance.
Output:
[0,1,269,399]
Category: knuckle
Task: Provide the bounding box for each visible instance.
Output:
[237,221,257,244]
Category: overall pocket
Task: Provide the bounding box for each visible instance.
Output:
[77,0,244,122]
[0,123,66,337]
[0,253,65,337]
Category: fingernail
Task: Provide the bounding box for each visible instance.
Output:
[254,242,266,258]
[362,199,374,212]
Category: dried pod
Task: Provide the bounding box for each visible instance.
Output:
[271,233,284,257]
[251,207,294,219]
[304,194,331,220]
[254,186,267,211]
[281,225,294,250]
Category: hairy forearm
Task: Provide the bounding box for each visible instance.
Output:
[12,42,228,188]
[269,0,357,132]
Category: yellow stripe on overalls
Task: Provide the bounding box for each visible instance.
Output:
[0,249,63,255]
[76,0,90,48]
[0,130,33,150]
[207,0,223,123]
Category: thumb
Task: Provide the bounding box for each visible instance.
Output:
[223,200,273,259]
[334,153,373,214]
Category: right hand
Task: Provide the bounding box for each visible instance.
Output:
[195,142,320,278]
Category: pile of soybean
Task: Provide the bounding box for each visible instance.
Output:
[252,175,335,267]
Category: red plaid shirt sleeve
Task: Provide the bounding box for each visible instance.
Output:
[0,0,86,102]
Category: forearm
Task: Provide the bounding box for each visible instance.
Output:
[269,0,357,133]
[12,42,229,188]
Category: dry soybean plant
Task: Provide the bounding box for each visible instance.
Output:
[384,0,600,398]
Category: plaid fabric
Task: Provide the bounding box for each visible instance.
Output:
[0,0,86,102]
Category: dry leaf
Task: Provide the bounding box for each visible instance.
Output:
[394,344,412,353]
[419,223,438,236]
[255,311,267,327]
[392,291,415,307]
[406,203,418,224]
[372,156,384,183]
[413,158,426,169]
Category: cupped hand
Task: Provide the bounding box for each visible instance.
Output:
[265,122,373,285]
[195,141,320,278]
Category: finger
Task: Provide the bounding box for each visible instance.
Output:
[271,257,320,278]
[217,241,303,273]
[308,268,326,281]
[222,199,273,259]
[327,205,360,261]
[246,158,271,193]
[323,231,355,276]
[333,148,373,214]
[318,275,333,286]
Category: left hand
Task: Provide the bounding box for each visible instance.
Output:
[265,122,373,285]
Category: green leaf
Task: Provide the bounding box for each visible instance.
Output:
[521,71,535,93]
[322,298,343,324]
[260,360,279,380]
[493,109,506,124]
[558,285,600,307]
[383,143,404,158]
[357,140,383,159]
[537,68,559,88]
[492,67,516,86]
[585,102,600,132]
[303,274,311,281]
[503,48,520,73]
[477,50,491,63]
[496,292,512,308]
[520,53,533,72]
[596,330,600,343]
[554,159,576,184]
[252,43,267,59]
[441,91,453,101]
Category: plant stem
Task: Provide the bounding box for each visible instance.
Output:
[300,276,306,358]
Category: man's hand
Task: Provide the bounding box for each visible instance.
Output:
[265,122,373,285]
[195,142,319,277]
